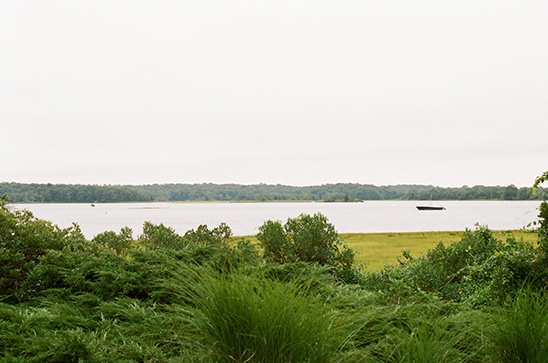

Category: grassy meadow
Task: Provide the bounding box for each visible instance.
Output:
[342,229,538,271]
[241,229,539,272]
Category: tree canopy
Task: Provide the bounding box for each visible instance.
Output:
[2,182,547,203]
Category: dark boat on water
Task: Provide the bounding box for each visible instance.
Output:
[416,205,446,211]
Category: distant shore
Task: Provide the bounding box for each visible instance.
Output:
[2,181,546,203]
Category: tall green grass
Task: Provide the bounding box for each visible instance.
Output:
[388,322,463,363]
[490,289,548,362]
[383,313,489,363]
[0,297,194,362]
[341,298,491,363]
[177,266,349,362]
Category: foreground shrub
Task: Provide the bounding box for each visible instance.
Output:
[0,196,86,299]
[180,267,348,362]
[138,221,235,250]
[0,297,193,362]
[531,201,548,288]
[15,248,151,302]
[370,225,545,306]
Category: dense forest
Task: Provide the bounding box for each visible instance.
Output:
[1,182,547,203]
[0,183,153,203]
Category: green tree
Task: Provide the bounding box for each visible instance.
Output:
[256,213,357,281]
[502,184,518,200]
[256,220,294,264]
[284,213,340,265]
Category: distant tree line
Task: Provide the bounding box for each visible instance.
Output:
[0,183,153,203]
[2,182,547,203]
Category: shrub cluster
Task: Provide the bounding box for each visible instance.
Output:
[256,213,363,283]
[365,201,548,307]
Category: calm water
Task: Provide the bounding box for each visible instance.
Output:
[12,201,541,239]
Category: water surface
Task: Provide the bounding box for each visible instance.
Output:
[13,201,541,239]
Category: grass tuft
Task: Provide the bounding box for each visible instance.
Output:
[490,288,548,362]
[178,266,348,362]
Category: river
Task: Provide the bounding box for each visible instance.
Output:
[11,200,541,239]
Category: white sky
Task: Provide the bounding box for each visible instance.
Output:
[1,0,547,187]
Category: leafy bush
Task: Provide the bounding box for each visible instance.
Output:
[533,201,548,283]
[0,196,86,299]
[138,221,234,250]
[138,221,185,250]
[285,213,342,265]
[15,247,151,302]
[183,222,232,245]
[365,224,547,306]
[536,200,548,245]
[256,213,360,283]
[92,226,133,254]
[255,219,293,264]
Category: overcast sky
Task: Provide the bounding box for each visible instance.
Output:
[1,0,547,187]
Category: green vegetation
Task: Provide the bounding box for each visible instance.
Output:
[257,213,360,282]
[532,170,548,193]
[342,230,538,271]
[245,230,538,272]
[179,267,346,362]
[2,181,548,203]
[2,192,548,362]
[0,182,153,203]
[490,288,548,362]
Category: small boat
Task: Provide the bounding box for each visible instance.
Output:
[416,205,445,211]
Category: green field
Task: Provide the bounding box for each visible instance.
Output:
[343,230,538,271]
[240,229,538,272]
